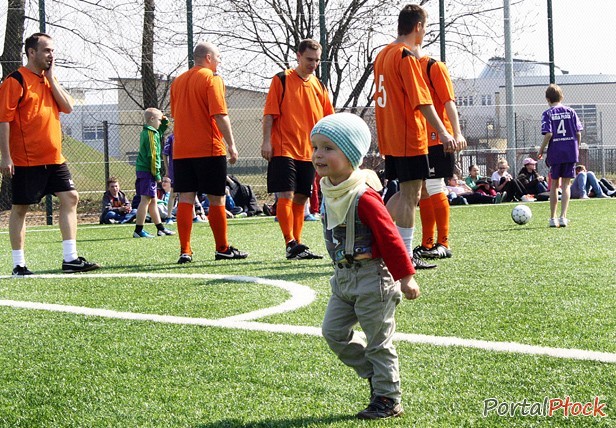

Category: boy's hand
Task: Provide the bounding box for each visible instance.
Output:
[400,275,420,300]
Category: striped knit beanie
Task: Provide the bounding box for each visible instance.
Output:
[311,113,371,169]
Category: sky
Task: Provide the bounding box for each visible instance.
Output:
[508,0,616,76]
[1,0,614,88]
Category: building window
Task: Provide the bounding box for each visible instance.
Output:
[83,125,105,140]
[456,96,475,106]
[481,94,492,106]
[570,104,598,143]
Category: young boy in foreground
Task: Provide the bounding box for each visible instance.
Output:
[311,113,420,420]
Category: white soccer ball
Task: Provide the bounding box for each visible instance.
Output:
[511,204,532,225]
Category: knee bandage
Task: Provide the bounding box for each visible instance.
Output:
[425,178,445,196]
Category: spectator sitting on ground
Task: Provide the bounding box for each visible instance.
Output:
[491,158,526,202]
[100,177,137,224]
[571,165,611,199]
[156,177,175,221]
[445,175,502,205]
[200,188,243,219]
[517,157,548,196]
[465,164,497,196]
[598,176,616,197]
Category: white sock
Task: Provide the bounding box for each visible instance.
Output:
[62,240,78,262]
[396,226,414,255]
[12,249,26,267]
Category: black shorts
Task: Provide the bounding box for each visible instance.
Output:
[173,156,227,196]
[12,163,75,205]
[427,145,455,179]
[267,157,315,197]
[384,154,430,183]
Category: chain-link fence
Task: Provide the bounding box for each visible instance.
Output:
[1,1,615,225]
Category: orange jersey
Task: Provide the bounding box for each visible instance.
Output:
[263,69,334,161]
[373,43,432,157]
[419,57,454,147]
[170,66,228,159]
[0,67,65,166]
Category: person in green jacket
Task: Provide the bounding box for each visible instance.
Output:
[133,108,175,238]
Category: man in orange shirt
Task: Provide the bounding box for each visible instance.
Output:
[0,33,100,276]
[411,38,467,261]
[373,4,458,269]
[262,39,334,260]
[170,41,247,263]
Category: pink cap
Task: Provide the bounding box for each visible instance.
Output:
[523,157,537,165]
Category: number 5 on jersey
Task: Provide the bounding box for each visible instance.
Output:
[376,74,387,108]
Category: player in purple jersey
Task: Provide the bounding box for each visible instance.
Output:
[538,84,583,228]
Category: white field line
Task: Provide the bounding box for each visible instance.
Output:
[1,273,615,364]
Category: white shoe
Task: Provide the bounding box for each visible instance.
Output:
[548,218,558,228]
[558,217,568,227]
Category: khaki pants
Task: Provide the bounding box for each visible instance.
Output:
[322,258,402,402]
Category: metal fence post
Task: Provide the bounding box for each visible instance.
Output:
[103,120,110,184]
[39,0,54,225]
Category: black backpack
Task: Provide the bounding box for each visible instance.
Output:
[3,70,26,106]
[426,57,437,91]
[275,70,326,105]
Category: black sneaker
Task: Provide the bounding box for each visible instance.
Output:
[285,240,323,260]
[156,228,175,236]
[285,240,305,259]
[177,253,193,264]
[12,265,33,277]
[432,243,452,259]
[413,245,439,259]
[215,246,248,260]
[62,257,101,273]
[412,255,437,270]
[356,396,404,420]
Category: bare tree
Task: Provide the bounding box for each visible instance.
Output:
[142,0,157,108]
[1,0,25,79]
[194,0,529,109]
[0,0,25,210]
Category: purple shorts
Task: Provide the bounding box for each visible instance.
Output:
[550,162,575,180]
[135,171,157,198]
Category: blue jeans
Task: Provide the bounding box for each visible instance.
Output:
[103,209,137,224]
[571,171,604,198]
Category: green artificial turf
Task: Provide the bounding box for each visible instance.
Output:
[0,198,614,427]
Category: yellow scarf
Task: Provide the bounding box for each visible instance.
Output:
[320,169,383,230]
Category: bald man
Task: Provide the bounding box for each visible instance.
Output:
[170,41,248,263]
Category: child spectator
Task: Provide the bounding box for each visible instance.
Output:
[465,164,497,196]
[133,108,175,238]
[538,84,584,227]
[156,177,175,221]
[311,113,419,420]
[100,177,137,224]
[446,175,502,204]
[491,158,526,202]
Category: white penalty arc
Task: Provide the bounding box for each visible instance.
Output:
[1,273,615,364]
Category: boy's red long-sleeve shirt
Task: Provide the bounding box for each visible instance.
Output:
[356,188,415,280]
